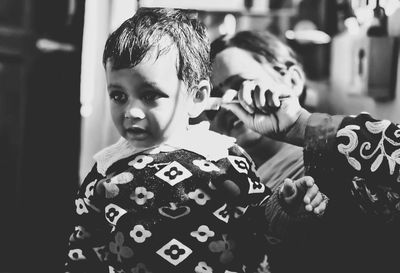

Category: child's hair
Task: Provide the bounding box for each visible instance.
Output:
[210,30,307,105]
[103,7,211,90]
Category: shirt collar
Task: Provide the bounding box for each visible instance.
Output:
[93,121,236,176]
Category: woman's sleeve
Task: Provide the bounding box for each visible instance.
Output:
[64,164,110,273]
[303,112,400,219]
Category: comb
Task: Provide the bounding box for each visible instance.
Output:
[205,89,238,110]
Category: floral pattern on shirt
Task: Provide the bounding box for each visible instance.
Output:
[65,147,274,273]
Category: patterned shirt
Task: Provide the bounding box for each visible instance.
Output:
[301,112,400,273]
[304,112,400,221]
[65,128,293,273]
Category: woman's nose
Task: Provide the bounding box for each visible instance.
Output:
[125,105,145,120]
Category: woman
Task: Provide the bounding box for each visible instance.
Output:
[209,31,307,192]
[209,30,400,273]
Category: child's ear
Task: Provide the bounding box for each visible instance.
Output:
[188,80,211,118]
[286,65,305,98]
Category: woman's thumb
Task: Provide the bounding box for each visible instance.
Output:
[221,103,252,124]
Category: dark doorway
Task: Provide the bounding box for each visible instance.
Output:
[0,0,85,272]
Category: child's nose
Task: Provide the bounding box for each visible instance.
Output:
[125,106,145,120]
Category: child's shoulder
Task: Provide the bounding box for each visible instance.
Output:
[90,123,249,176]
[92,137,146,176]
[173,121,237,159]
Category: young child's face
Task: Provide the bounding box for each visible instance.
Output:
[105,47,193,149]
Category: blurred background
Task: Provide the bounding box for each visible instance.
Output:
[0,0,399,272]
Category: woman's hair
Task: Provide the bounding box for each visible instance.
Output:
[210,30,306,105]
[103,7,211,90]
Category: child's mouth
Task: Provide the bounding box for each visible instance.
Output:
[126,127,149,140]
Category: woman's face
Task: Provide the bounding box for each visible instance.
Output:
[210,47,279,149]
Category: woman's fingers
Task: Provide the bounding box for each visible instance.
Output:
[251,84,282,114]
[221,103,253,126]
[253,85,266,111]
[238,80,257,114]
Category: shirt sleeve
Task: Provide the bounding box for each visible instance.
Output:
[221,144,272,206]
[304,112,400,220]
[64,164,110,273]
[226,145,315,242]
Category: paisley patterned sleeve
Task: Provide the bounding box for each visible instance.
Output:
[304,112,400,220]
[64,164,110,273]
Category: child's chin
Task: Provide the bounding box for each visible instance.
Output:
[125,137,157,149]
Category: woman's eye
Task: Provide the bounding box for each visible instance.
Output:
[109,91,127,104]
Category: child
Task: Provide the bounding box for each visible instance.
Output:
[65,8,327,273]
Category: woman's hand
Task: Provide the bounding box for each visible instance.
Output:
[220,67,306,139]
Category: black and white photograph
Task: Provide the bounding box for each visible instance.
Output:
[1,0,400,272]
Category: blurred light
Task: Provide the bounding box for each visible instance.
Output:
[110,0,136,31]
[80,104,93,117]
[80,0,98,118]
[344,17,360,34]
[384,0,400,15]
[223,14,237,35]
[139,0,244,12]
[285,29,331,44]
[218,13,236,36]
[354,6,373,25]
[352,0,400,24]
[36,38,75,53]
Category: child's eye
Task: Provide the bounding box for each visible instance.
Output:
[141,91,165,103]
[109,91,127,104]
